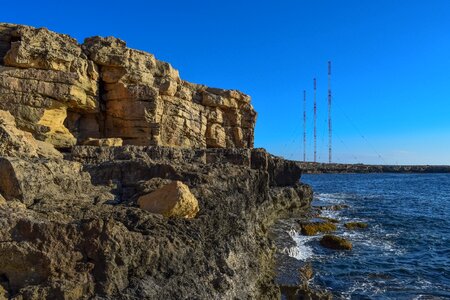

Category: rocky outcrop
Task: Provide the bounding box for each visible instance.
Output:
[0,23,256,149]
[0,23,320,299]
[299,221,337,236]
[0,110,62,159]
[344,222,368,230]
[0,24,99,148]
[0,143,311,299]
[0,157,114,207]
[0,104,312,299]
[83,36,256,148]
[320,235,352,250]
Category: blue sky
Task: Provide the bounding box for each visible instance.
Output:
[4,0,450,164]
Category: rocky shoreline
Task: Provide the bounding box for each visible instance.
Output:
[0,140,318,299]
[0,23,330,299]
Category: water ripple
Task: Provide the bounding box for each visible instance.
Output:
[288,173,450,299]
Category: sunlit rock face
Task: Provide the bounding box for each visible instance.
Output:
[0,23,323,300]
[0,24,99,148]
[0,23,256,149]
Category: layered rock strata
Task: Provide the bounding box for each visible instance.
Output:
[0,23,256,149]
[0,23,318,300]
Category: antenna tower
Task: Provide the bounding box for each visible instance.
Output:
[303,90,307,162]
[328,61,332,163]
[313,78,317,163]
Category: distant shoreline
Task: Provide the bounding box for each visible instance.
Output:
[295,162,450,174]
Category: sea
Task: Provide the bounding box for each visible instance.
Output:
[277,173,450,299]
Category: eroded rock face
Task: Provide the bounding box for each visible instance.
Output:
[0,140,311,299]
[0,22,316,300]
[0,23,256,149]
[0,157,113,207]
[0,110,62,159]
[0,24,99,148]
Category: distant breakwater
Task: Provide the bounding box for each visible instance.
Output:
[296,162,450,174]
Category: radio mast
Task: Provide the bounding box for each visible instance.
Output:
[303,90,307,162]
[328,61,332,163]
[313,78,317,163]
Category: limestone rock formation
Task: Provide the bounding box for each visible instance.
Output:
[0,23,256,149]
[0,112,111,208]
[0,142,312,299]
[0,157,114,206]
[0,109,62,159]
[0,23,323,299]
[0,24,99,148]
[137,181,199,218]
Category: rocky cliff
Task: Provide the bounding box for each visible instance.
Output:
[0,23,256,149]
[0,113,311,299]
[0,24,315,300]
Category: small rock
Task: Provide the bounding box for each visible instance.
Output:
[320,235,352,250]
[344,222,368,230]
[299,221,337,236]
[137,181,199,219]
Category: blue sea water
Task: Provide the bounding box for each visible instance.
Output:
[294,173,450,299]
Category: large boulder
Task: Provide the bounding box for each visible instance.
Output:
[137,181,199,218]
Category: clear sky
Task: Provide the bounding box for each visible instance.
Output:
[4,0,450,164]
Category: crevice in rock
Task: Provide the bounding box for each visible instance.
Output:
[0,25,16,65]
[0,273,10,295]
[97,69,108,139]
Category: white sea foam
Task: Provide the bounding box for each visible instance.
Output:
[318,209,341,220]
[341,229,404,256]
[345,280,386,297]
[413,293,444,300]
[281,229,316,261]
[314,192,354,203]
